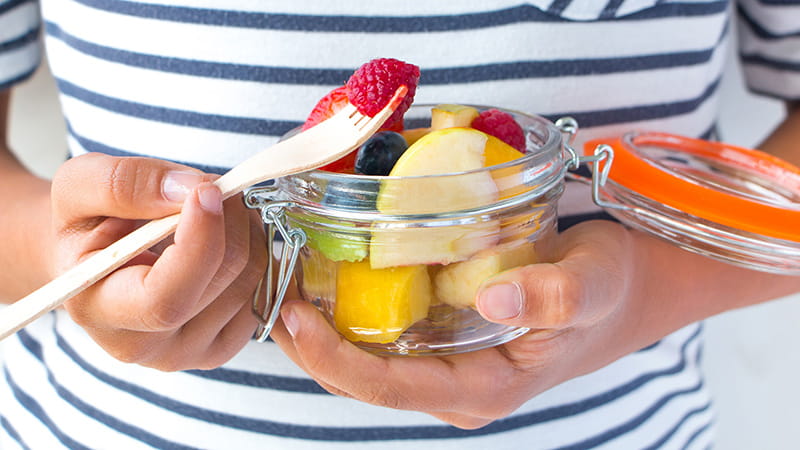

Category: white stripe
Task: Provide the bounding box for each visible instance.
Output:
[738,22,800,64]
[616,0,660,17]
[741,63,800,98]
[43,0,727,67]
[0,0,39,42]
[59,95,272,168]
[738,0,800,35]
[0,41,39,84]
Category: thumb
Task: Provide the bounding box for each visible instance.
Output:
[475,221,633,330]
[52,153,212,223]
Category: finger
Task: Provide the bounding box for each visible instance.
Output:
[476,220,633,330]
[68,183,226,332]
[51,153,211,225]
[275,299,520,415]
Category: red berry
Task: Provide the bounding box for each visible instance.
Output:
[302,86,349,130]
[471,109,526,151]
[345,58,419,130]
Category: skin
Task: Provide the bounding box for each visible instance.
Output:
[3,85,800,428]
[0,90,265,370]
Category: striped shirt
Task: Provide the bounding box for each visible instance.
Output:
[2,0,799,449]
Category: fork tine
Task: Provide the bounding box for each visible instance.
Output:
[348,85,409,131]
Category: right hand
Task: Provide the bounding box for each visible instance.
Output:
[48,153,266,371]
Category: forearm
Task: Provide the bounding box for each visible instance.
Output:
[625,103,800,345]
[757,101,800,165]
[0,91,54,302]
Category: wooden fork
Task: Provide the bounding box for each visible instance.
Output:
[0,86,408,341]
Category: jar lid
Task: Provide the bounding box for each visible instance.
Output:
[582,132,800,274]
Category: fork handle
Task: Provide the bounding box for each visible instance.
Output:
[0,214,181,340]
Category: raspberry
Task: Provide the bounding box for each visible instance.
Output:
[345,58,419,130]
[302,85,349,131]
[471,109,526,151]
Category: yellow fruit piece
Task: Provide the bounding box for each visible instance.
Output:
[400,127,430,146]
[431,104,479,130]
[371,128,500,269]
[484,134,525,167]
[334,260,432,343]
[433,243,537,308]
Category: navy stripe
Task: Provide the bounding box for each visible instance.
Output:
[547,76,721,128]
[3,366,91,450]
[35,324,705,441]
[682,418,714,449]
[556,380,707,450]
[740,52,800,72]
[56,77,294,136]
[0,26,39,53]
[0,415,30,450]
[64,120,242,175]
[0,64,37,91]
[43,370,196,450]
[744,85,800,102]
[0,0,32,15]
[643,401,713,449]
[737,3,800,39]
[558,210,617,231]
[70,0,727,31]
[600,0,626,19]
[45,20,726,85]
[186,367,329,394]
[547,0,572,15]
[15,324,43,359]
[753,0,800,5]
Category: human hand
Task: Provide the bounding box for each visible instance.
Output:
[50,153,265,371]
[270,220,682,429]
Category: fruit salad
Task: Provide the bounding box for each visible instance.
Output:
[285,58,554,351]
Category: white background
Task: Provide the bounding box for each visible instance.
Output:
[5,44,800,449]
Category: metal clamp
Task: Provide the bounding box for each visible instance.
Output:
[555,117,633,213]
[244,188,307,342]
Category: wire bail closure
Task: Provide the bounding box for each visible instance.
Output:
[244,187,307,342]
[555,117,632,212]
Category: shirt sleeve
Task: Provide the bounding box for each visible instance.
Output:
[0,0,41,92]
[736,0,800,101]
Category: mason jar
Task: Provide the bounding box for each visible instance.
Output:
[246,105,567,356]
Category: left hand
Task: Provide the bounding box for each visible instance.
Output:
[271,220,671,429]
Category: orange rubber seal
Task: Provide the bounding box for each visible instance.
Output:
[584,132,800,242]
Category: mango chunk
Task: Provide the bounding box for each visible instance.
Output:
[334,260,432,343]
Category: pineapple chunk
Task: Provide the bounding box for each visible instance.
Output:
[433,243,537,308]
[430,104,480,130]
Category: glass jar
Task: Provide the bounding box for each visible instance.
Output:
[246,105,567,356]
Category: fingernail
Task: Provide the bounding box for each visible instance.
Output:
[478,283,523,321]
[281,307,299,339]
[197,184,223,214]
[163,171,203,203]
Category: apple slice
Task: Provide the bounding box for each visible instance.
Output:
[370,128,500,269]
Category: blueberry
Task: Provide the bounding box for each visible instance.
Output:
[354,131,408,176]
